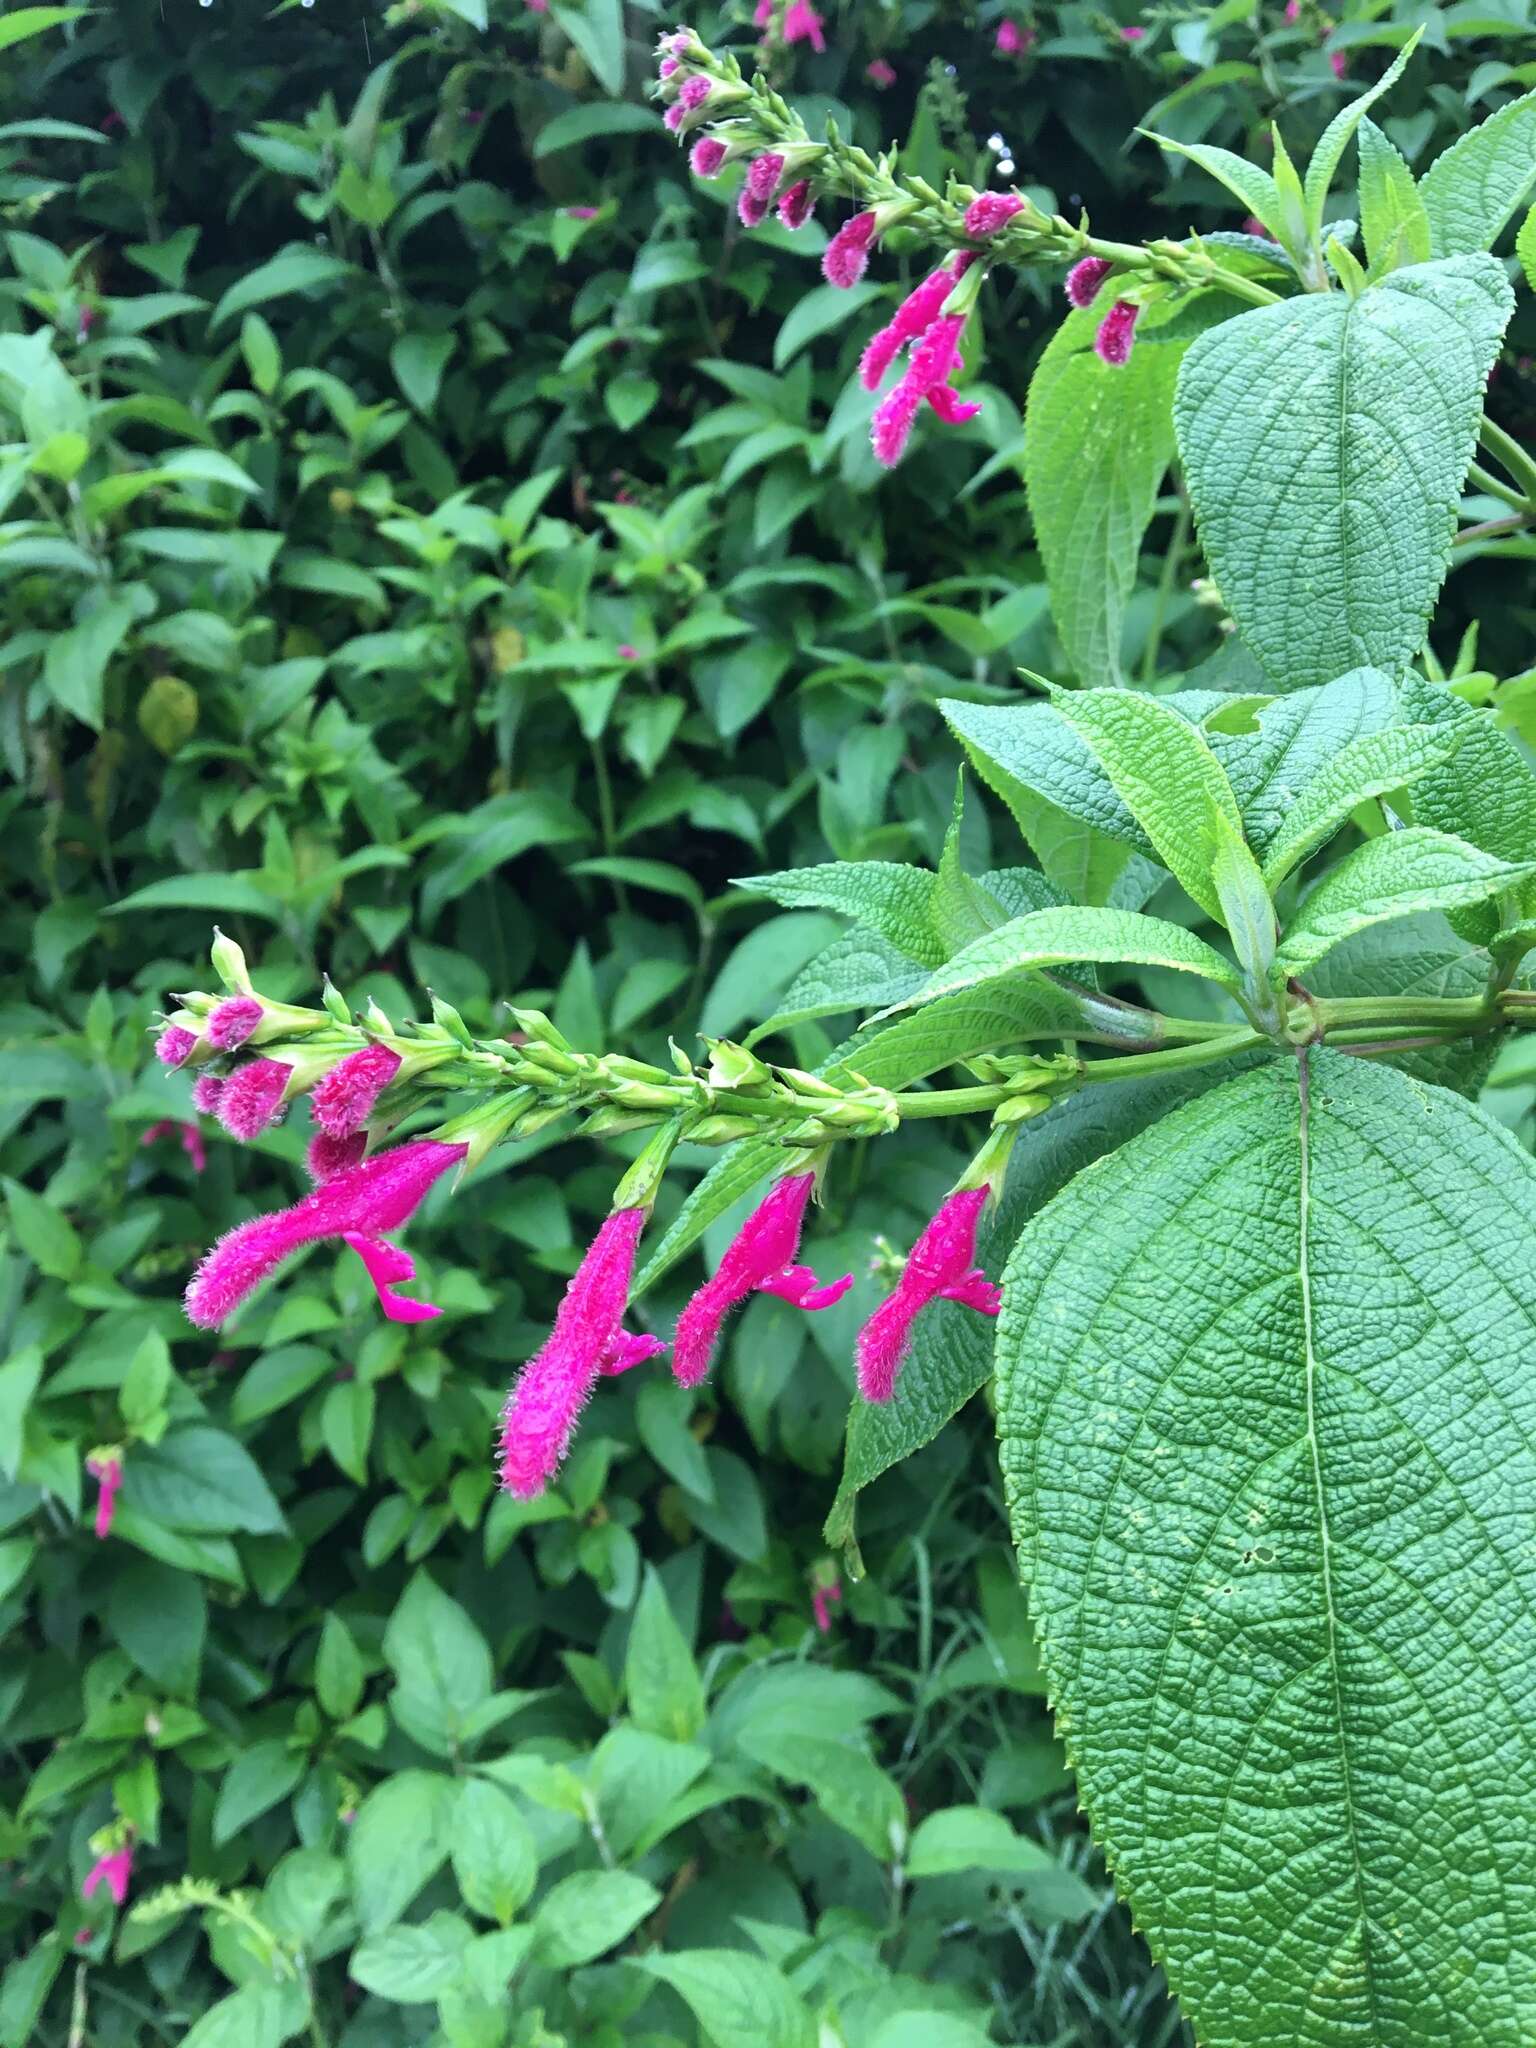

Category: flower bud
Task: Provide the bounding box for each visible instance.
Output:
[210,927,252,994]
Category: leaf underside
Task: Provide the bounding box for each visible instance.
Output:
[997,1051,1536,2047]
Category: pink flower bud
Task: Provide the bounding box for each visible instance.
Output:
[1121,22,1146,39]
[964,191,1025,238]
[1330,48,1347,77]
[82,1844,133,1908]
[499,1207,665,1497]
[155,1024,198,1069]
[856,1187,1001,1402]
[783,0,825,48]
[308,1130,367,1183]
[216,1058,291,1141]
[777,179,815,230]
[206,995,263,1051]
[859,263,965,391]
[811,1579,842,1632]
[1065,254,1114,307]
[738,152,785,226]
[1094,298,1140,367]
[866,57,897,85]
[823,210,878,288]
[690,136,729,178]
[85,1454,123,1540]
[659,54,679,76]
[311,1045,403,1138]
[995,18,1027,52]
[192,1073,225,1117]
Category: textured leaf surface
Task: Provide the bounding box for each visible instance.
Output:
[1025,306,1184,687]
[883,906,1239,1016]
[997,1052,1536,2046]
[1308,911,1507,1096]
[1049,689,1244,923]
[746,928,927,1042]
[1273,825,1536,977]
[1397,679,1536,944]
[1175,257,1512,688]
[1356,118,1431,272]
[1418,88,1536,256]
[737,862,944,965]
[1211,669,1400,855]
[1258,722,1461,883]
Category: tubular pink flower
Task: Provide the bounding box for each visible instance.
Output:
[498,1207,664,1498]
[738,152,785,227]
[216,1058,291,1141]
[870,311,967,467]
[659,53,679,76]
[856,1187,1000,1403]
[1284,0,1299,18]
[184,1138,467,1329]
[308,1130,367,1183]
[1329,48,1347,77]
[664,73,712,132]
[1065,254,1114,308]
[778,179,815,229]
[995,18,1029,52]
[311,1045,403,1138]
[1121,23,1146,39]
[690,136,729,178]
[859,261,971,392]
[783,0,826,48]
[927,385,983,425]
[866,57,896,85]
[86,1454,122,1540]
[1094,297,1140,366]
[823,210,877,288]
[812,1579,842,1632]
[155,1024,197,1068]
[191,1074,224,1117]
[964,191,1024,238]
[82,1845,133,1907]
[206,996,262,1050]
[672,1172,853,1389]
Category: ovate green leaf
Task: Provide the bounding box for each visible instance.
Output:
[1418,87,1536,256]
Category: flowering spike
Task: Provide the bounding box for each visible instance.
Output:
[216,1058,291,1141]
[81,1844,133,1907]
[855,1186,999,1403]
[85,1453,123,1540]
[823,210,877,288]
[184,1138,467,1328]
[1094,297,1140,366]
[311,1045,403,1138]
[870,311,967,467]
[777,178,815,230]
[672,1171,853,1388]
[155,1024,197,1069]
[1065,254,1115,308]
[206,996,263,1051]
[498,1207,660,1498]
[963,191,1024,238]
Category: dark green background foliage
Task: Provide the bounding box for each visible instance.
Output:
[2,1,1534,2041]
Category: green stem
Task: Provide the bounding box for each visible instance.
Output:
[1478,415,1536,508]
[1312,994,1494,1033]
[1466,460,1530,513]
[1079,1028,1265,1084]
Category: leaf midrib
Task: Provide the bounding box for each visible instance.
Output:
[1296,1048,1379,2033]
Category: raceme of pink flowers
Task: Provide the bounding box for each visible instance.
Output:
[871,311,980,468]
[498,1206,664,1498]
[311,1044,402,1138]
[206,995,262,1050]
[86,1454,122,1540]
[856,1187,1001,1404]
[672,1172,852,1388]
[1066,254,1114,308]
[81,1844,133,1908]
[1094,298,1140,367]
[184,1138,467,1329]
[216,1057,290,1140]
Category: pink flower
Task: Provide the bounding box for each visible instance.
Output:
[995,19,1029,53]
[155,1024,197,1069]
[738,151,785,227]
[498,1207,665,1497]
[812,1579,842,1632]
[141,1118,207,1174]
[823,209,878,288]
[618,642,638,660]
[778,179,815,229]
[690,136,728,178]
[85,1454,122,1540]
[1241,215,1273,239]
[1330,48,1347,77]
[783,0,826,48]
[1284,0,1300,17]
[1121,22,1146,39]
[191,1073,224,1117]
[1065,253,1114,308]
[856,1187,1000,1402]
[206,995,262,1051]
[664,74,712,131]
[870,312,977,467]
[184,1138,467,1328]
[659,53,679,76]
[308,1130,367,1183]
[216,1057,291,1141]
[964,191,1024,238]
[866,57,897,85]
[1094,297,1140,366]
[82,1844,133,1908]
[562,205,599,219]
[310,1045,402,1138]
[527,0,548,11]
[672,1172,852,1388]
[859,260,969,390]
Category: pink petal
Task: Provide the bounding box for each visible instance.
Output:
[343,1233,441,1323]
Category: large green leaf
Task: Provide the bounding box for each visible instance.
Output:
[1418,88,1536,257]
[1175,257,1513,689]
[1257,722,1463,884]
[997,1052,1536,2046]
[1356,118,1431,273]
[1211,668,1400,854]
[738,861,944,965]
[1024,305,1184,688]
